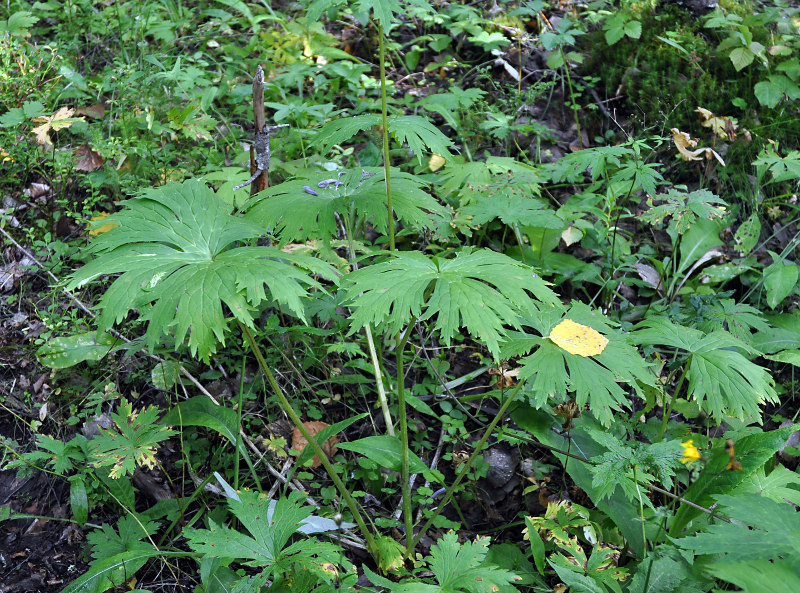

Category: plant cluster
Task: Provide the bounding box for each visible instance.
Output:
[1,1,799,593]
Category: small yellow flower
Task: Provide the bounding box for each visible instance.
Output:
[680,440,701,465]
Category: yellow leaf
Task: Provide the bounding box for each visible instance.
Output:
[30,107,85,146]
[670,128,702,161]
[89,212,118,236]
[429,153,447,172]
[548,319,608,357]
[670,128,725,166]
[696,107,737,140]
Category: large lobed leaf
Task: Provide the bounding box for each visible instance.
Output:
[503,302,656,427]
[365,531,519,593]
[633,317,777,421]
[245,167,446,244]
[342,247,559,359]
[183,489,341,569]
[676,494,800,576]
[67,180,334,360]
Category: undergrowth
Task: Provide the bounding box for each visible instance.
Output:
[1,1,800,593]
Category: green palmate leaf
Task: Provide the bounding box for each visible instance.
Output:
[428,532,519,593]
[245,167,445,244]
[183,489,341,570]
[314,113,453,161]
[368,532,519,593]
[355,0,402,29]
[438,157,544,204]
[87,515,159,562]
[342,247,559,359]
[461,194,563,230]
[91,400,177,479]
[586,428,682,503]
[315,114,381,154]
[669,425,797,536]
[66,180,334,360]
[503,302,655,427]
[677,494,800,572]
[730,466,800,506]
[752,148,800,183]
[389,115,454,163]
[639,188,727,234]
[633,318,777,421]
[549,144,634,184]
[29,433,87,474]
[694,298,770,344]
[707,560,800,593]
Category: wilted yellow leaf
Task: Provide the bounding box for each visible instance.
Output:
[548,319,609,357]
[670,128,725,166]
[696,107,737,140]
[31,107,85,146]
[429,153,447,172]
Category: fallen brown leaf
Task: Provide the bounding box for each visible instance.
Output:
[74,144,104,172]
[291,421,339,468]
[75,104,105,119]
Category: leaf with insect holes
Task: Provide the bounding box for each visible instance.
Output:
[734,212,761,255]
[245,167,446,244]
[66,180,335,361]
[548,319,609,357]
[639,188,727,234]
[342,247,559,359]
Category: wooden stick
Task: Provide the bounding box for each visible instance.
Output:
[252,65,268,195]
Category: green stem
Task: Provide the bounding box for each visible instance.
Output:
[396,332,413,552]
[343,215,394,437]
[393,320,416,553]
[378,23,395,251]
[658,355,691,442]
[632,466,648,559]
[234,356,246,492]
[238,322,377,557]
[411,380,524,550]
[560,48,582,148]
[368,324,395,436]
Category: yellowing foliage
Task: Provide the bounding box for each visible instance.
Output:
[548,319,609,357]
